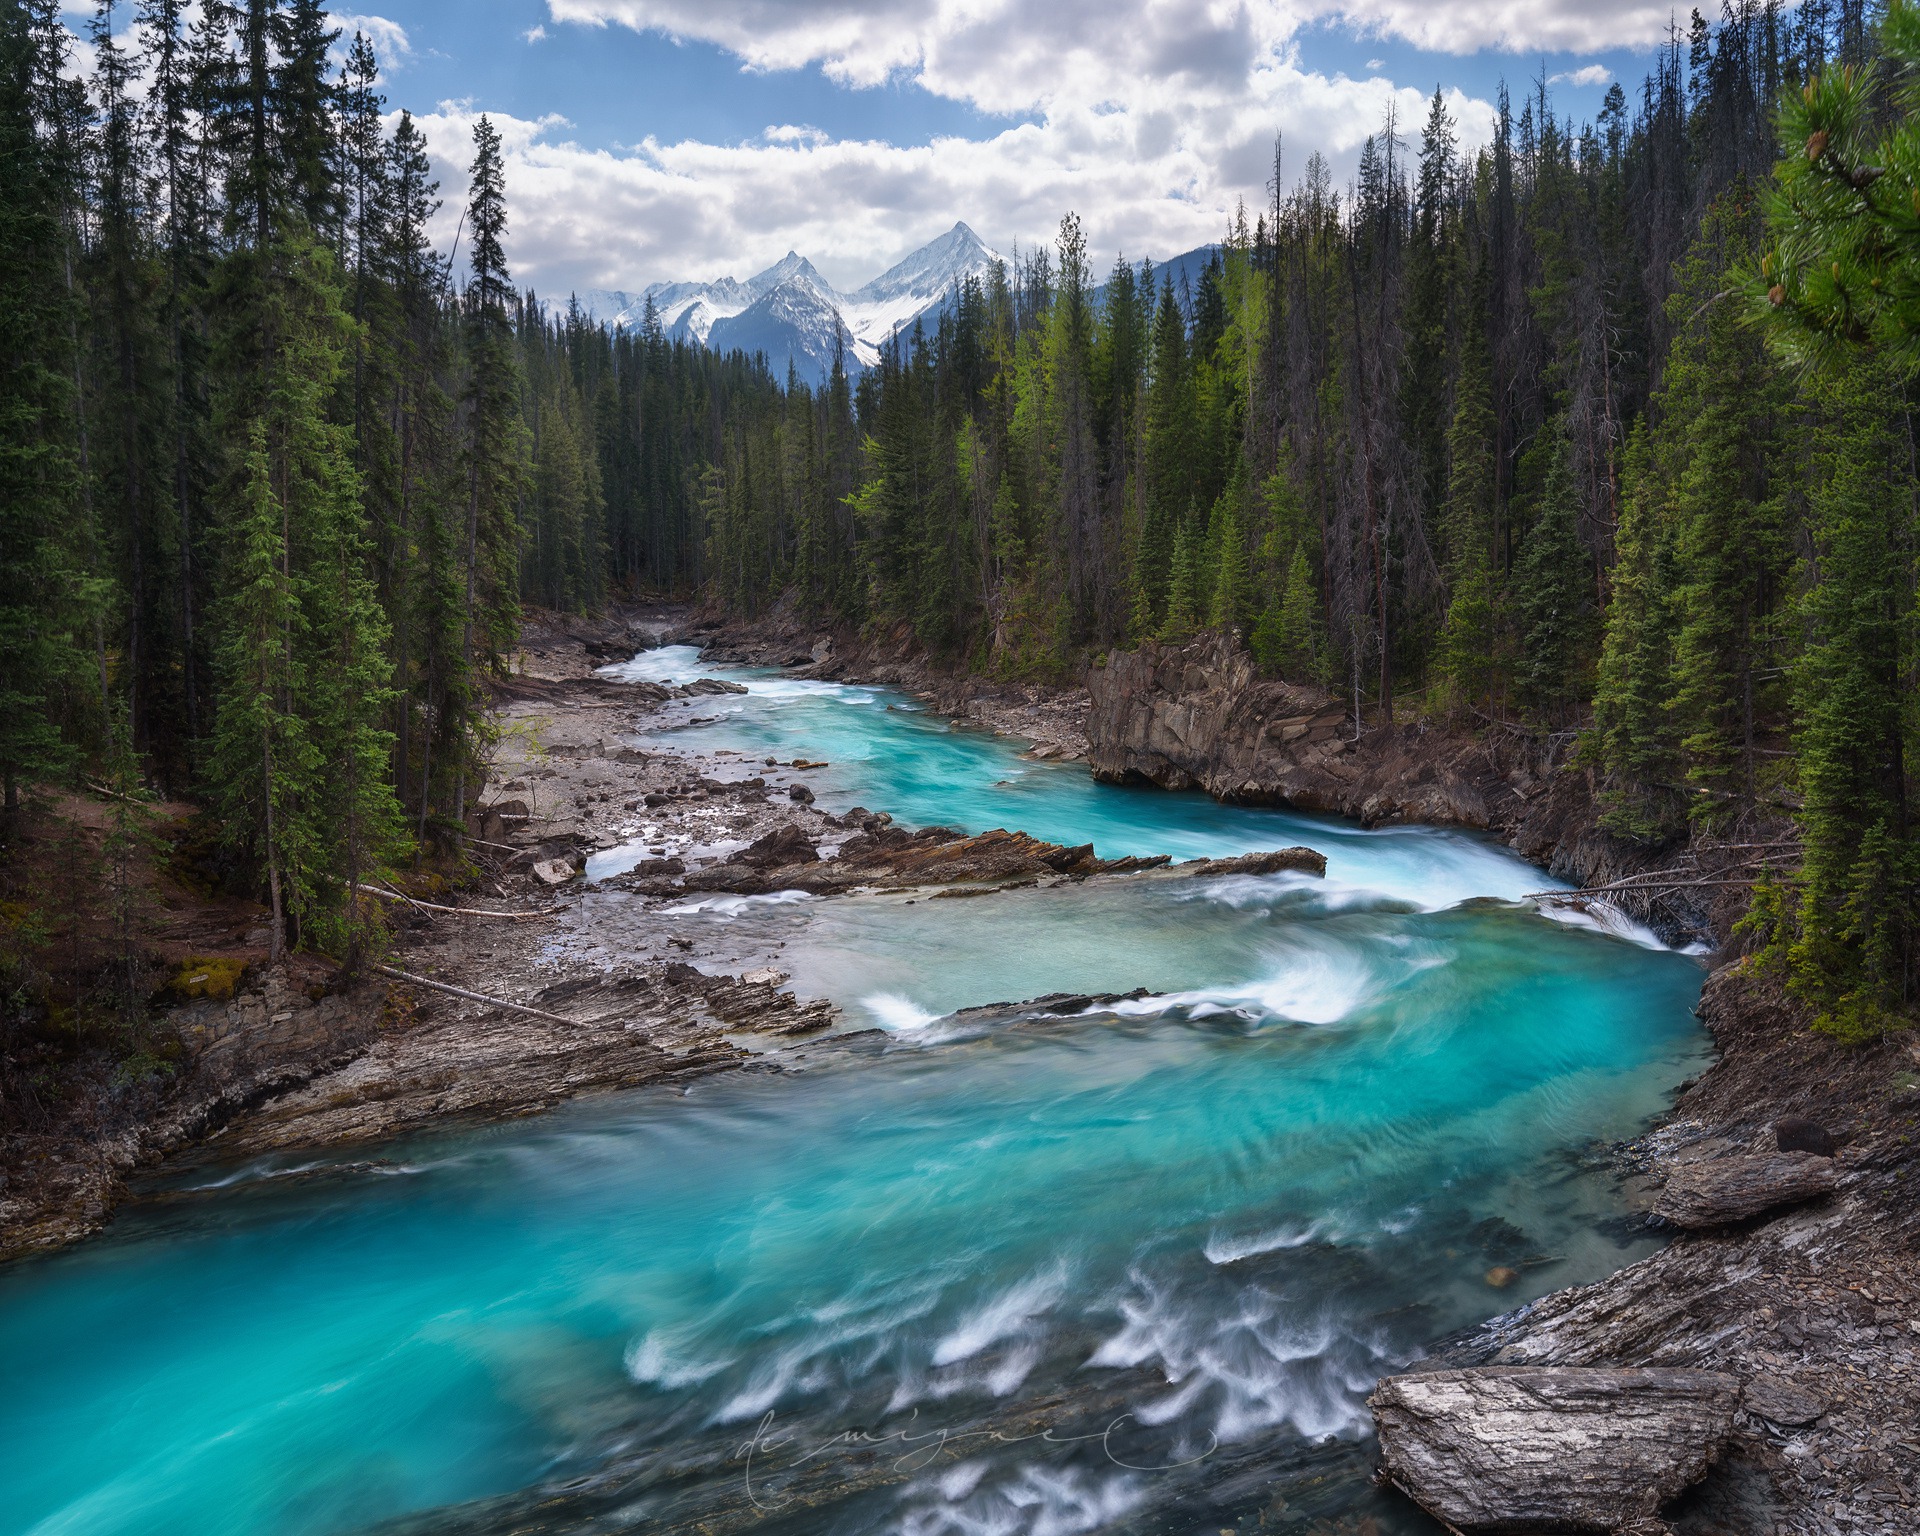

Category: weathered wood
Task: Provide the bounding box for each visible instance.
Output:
[1370,1365,1739,1534]
[1654,1150,1837,1229]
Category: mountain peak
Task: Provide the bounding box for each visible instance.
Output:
[582,223,1001,384]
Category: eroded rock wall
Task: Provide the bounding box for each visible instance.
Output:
[1085,634,1693,916]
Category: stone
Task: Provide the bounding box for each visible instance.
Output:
[788,784,815,804]
[1370,1366,1739,1534]
[1485,1266,1520,1289]
[1178,847,1327,879]
[532,859,576,886]
[736,824,820,868]
[1743,1373,1826,1427]
[683,677,749,696]
[1776,1115,1837,1158]
[1654,1151,1838,1229]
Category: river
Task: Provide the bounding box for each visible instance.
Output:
[0,647,1710,1536]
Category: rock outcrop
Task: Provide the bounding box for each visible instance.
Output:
[1370,1365,1740,1533]
[630,819,1328,898]
[1654,1150,1838,1229]
[1084,634,1725,937]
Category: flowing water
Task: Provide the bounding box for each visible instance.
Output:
[0,647,1710,1536]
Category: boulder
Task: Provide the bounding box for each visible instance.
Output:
[1742,1373,1825,1427]
[788,784,815,804]
[736,824,820,868]
[531,859,576,886]
[1371,1365,1739,1534]
[1654,1150,1837,1229]
[1775,1115,1836,1158]
[683,677,749,696]
[1177,847,1328,879]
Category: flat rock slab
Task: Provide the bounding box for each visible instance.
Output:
[1370,1365,1738,1533]
[1654,1150,1837,1229]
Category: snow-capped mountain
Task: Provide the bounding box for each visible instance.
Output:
[579,222,1001,385]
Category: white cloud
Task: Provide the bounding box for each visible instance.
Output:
[1331,0,1676,56]
[410,72,1495,301]
[1548,63,1615,88]
[334,13,413,74]
[525,23,550,42]
[412,0,1645,298]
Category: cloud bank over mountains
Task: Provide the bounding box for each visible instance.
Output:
[399,0,1648,301]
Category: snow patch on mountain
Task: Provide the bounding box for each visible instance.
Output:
[579,222,1000,384]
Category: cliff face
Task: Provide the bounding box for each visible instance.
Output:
[1085,634,1686,914]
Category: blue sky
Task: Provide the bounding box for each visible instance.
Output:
[314,0,1680,296]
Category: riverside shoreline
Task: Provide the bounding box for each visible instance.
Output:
[3,605,1916,1534]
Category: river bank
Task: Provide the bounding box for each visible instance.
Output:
[2,605,1915,1536]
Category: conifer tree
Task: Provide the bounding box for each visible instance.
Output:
[0,1,83,814]
[1777,355,1915,1040]
[455,114,525,825]
[1513,429,1593,723]
[1161,519,1201,641]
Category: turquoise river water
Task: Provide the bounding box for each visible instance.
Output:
[0,647,1711,1536]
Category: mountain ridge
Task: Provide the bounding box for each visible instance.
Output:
[579,222,1001,384]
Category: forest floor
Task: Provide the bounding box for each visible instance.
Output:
[2,602,1917,1534]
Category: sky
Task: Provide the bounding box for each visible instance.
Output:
[97,0,1690,299]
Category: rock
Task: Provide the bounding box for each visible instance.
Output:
[1654,1150,1838,1228]
[1775,1115,1836,1158]
[1742,1373,1825,1426]
[683,677,748,696]
[1370,1366,1739,1535]
[736,824,820,869]
[1178,847,1327,879]
[531,859,576,886]
[1485,1266,1520,1288]
[741,968,789,987]
[788,784,815,804]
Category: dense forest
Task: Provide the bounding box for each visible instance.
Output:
[4,0,1919,1039]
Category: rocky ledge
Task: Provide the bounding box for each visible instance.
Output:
[610,815,1325,898]
[1372,1365,1740,1535]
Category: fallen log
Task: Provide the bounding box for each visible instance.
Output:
[372,964,585,1027]
[1654,1150,1837,1229]
[354,883,560,920]
[1370,1365,1739,1534]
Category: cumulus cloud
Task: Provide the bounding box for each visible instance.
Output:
[1336,0,1676,54]
[1549,63,1615,87]
[413,0,1511,297]
[334,12,412,74]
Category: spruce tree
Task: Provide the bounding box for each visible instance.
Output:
[1513,429,1593,724]
[1780,354,1915,1040]
[0,1,83,813]
[456,114,525,826]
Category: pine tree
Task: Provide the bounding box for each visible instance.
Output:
[456,114,525,827]
[1778,354,1916,1040]
[208,422,305,962]
[0,2,83,813]
[1252,543,1324,681]
[1513,428,1593,724]
[1161,518,1201,642]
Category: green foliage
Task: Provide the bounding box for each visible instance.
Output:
[1778,355,1916,1040]
[1512,429,1594,724]
[1757,0,1920,374]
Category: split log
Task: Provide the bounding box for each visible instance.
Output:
[1654,1150,1837,1229]
[1370,1365,1739,1534]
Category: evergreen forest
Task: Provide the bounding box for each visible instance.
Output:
[7,0,1920,1040]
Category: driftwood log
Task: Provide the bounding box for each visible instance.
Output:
[1654,1150,1837,1229]
[1370,1366,1739,1534]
